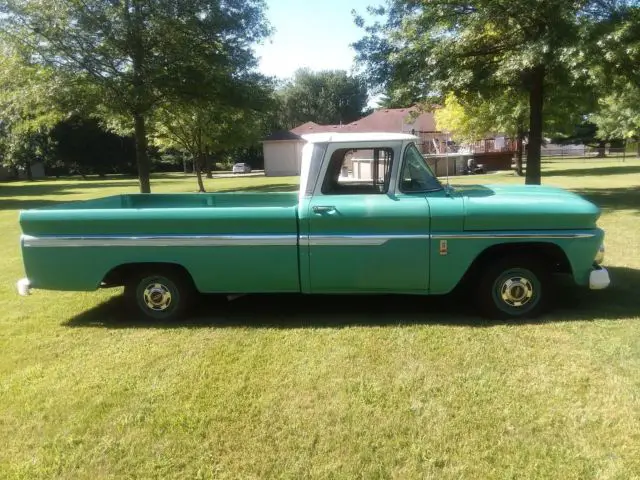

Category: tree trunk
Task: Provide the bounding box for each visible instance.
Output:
[126,0,151,193]
[526,65,544,185]
[133,113,151,193]
[25,159,33,181]
[195,153,206,192]
[515,125,525,177]
[635,138,639,157]
[205,154,213,179]
[596,140,606,158]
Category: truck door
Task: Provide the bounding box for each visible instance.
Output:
[304,142,431,293]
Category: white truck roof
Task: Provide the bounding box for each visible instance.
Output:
[300,132,418,143]
[298,132,419,200]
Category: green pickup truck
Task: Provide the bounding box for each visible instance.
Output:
[17,132,609,320]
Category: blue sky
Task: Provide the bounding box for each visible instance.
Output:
[255,0,378,80]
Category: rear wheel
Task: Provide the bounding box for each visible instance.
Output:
[124,268,196,321]
[475,256,550,320]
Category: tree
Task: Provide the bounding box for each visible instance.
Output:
[152,74,274,191]
[1,0,271,192]
[353,0,628,184]
[592,84,640,156]
[587,6,640,156]
[0,47,64,178]
[435,91,528,174]
[434,93,524,142]
[153,102,268,192]
[435,78,594,175]
[375,86,423,109]
[277,69,369,128]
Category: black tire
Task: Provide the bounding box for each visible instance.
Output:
[124,267,196,321]
[475,255,551,320]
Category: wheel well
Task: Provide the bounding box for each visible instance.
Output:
[460,242,572,287]
[101,262,194,288]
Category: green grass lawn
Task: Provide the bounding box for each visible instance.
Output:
[1,163,639,479]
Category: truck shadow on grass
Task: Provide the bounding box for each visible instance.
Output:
[63,266,640,329]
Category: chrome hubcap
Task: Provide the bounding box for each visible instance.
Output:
[500,277,534,308]
[143,283,172,311]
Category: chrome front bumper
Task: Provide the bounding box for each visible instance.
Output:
[17,278,31,296]
[589,267,610,290]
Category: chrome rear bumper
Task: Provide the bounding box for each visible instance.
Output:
[589,267,610,290]
[17,278,31,296]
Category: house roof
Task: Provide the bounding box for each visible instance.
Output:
[262,130,302,142]
[348,107,437,133]
[291,121,359,135]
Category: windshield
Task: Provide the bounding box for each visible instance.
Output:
[399,143,443,193]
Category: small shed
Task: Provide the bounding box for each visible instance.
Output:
[261,130,305,177]
[262,121,355,177]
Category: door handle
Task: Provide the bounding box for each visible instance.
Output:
[312,205,336,213]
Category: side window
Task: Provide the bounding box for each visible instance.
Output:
[399,143,442,193]
[321,147,394,195]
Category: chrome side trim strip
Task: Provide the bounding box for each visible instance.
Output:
[21,234,297,248]
[431,232,596,240]
[304,234,431,246]
[22,231,595,248]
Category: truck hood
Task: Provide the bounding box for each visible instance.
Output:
[452,184,601,231]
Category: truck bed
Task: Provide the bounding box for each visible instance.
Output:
[19,192,301,293]
[30,192,300,210]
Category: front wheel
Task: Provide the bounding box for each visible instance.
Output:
[475,256,550,320]
[124,268,196,321]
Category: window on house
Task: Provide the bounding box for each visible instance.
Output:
[321,147,394,195]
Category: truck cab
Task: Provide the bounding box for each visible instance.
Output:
[298,133,444,294]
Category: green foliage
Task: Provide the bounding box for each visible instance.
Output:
[0,47,66,176]
[434,92,527,142]
[593,92,640,141]
[591,85,640,142]
[0,51,63,134]
[0,0,271,192]
[374,87,423,109]
[589,3,640,88]
[276,69,369,128]
[581,5,640,147]
[354,0,610,97]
